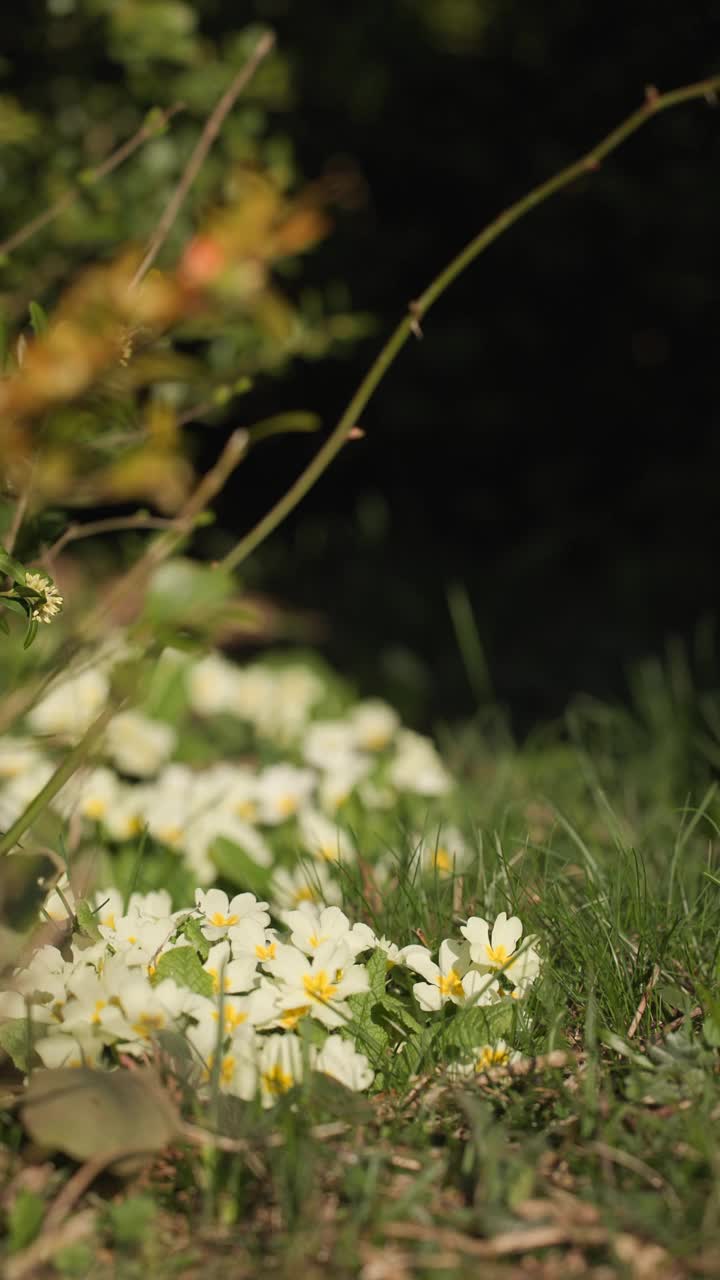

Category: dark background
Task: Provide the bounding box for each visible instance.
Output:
[7,1,720,730]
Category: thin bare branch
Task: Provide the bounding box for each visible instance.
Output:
[129,30,276,289]
[42,512,176,570]
[218,72,720,574]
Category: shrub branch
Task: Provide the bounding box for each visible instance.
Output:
[219,74,720,573]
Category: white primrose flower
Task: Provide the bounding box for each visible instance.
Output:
[194,888,270,941]
[34,1032,105,1069]
[264,938,369,1029]
[297,807,356,863]
[202,1026,259,1098]
[187,653,243,716]
[270,861,342,910]
[259,1032,304,1106]
[0,761,55,828]
[187,988,277,1063]
[349,927,403,965]
[14,945,69,1007]
[0,737,49,781]
[27,667,109,738]
[92,887,125,932]
[302,720,360,772]
[0,988,54,1024]
[214,765,260,823]
[105,711,176,778]
[114,975,204,1055]
[126,889,175,921]
[263,666,326,743]
[256,764,316,824]
[413,824,469,877]
[228,920,280,965]
[389,729,452,797]
[137,765,197,849]
[318,756,371,813]
[203,941,259,995]
[62,966,134,1041]
[447,1040,522,1079]
[98,912,174,968]
[102,785,146,841]
[312,1034,374,1092]
[53,766,120,824]
[283,903,373,959]
[230,665,275,727]
[350,699,399,752]
[402,939,499,1013]
[460,912,524,971]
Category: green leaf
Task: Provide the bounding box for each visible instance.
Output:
[180,914,210,961]
[247,410,322,444]
[0,1018,35,1071]
[106,1195,156,1246]
[75,900,102,942]
[345,950,392,1065]
[21,1067,179,1172]
[211,837,270,896]
[7,1188,45,1253]
[0,546,29,583]
[54,1244,95,1276]
[0,596,28,615]
[153,946,213,998]
[23,617,39,649]
[28,300,49,337]
[437,1000,515,1056]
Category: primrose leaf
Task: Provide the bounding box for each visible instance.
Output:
[153,945,213,997]
[0,1018,35,1071]
[21,1067,179,1171]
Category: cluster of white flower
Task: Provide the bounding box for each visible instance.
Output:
[0,886,541,1104]
[0,644,456,894]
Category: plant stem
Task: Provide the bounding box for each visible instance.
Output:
[0,701,118,857]
[219,74,720,574]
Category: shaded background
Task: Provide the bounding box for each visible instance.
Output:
[5,0,720,730]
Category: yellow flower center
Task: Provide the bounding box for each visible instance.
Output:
[485,944,509,966]
[84,797,107,820]
[277,793,298,817]
[476,1046,510,1071]
[308,932,328,949]
[207,1052,236,1087]
[91,999,106,1025]
[437,969,464,998]
[132,1012,166,1037]
[262,1065,293,1096]
[101,911,116,930]
[433,847,452,874]
[280,1004,311,1029]
[160,824,183,847]
[210,911,240,928]
[235,799,257,820]
[303,970,338,1003]
[256,941,276,961]
[293,886,317,904]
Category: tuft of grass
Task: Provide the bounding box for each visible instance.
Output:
[3,664,720,1277]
